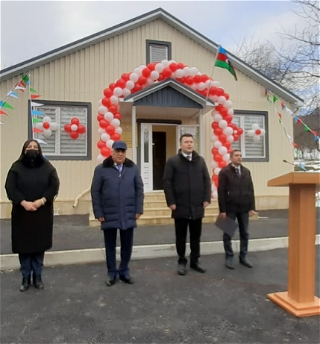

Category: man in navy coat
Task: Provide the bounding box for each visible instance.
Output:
[91,141,144,286]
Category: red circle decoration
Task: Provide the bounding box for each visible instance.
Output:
[97,60,244,198]
[64,117,86,139]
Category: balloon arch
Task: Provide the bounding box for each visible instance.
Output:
[96,60,243,198]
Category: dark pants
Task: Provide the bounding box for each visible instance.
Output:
[18,252,44,279]
[223,212,249,259]
[175,218,202,265]
[103,228,134,278]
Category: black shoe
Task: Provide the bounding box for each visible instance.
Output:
[20,277,30,292]
[119,275,134,284]
[226,257,235,270]
[106,277,116,287]
[190,262,206,273]
[239,258,253,268]
[178,264,187,276]
[34,277,44,289]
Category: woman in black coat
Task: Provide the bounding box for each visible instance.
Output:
[5,139,60,292]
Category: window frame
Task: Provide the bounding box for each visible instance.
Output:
[146,40,172,64]
[233,110,269,162]
[28,100,92,161]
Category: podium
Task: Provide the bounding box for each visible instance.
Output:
[267,172,320,317]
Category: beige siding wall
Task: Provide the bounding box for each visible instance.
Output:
[0,19,294,217]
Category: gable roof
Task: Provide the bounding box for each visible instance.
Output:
[0,8,303,104]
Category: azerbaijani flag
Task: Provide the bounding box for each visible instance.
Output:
[215,46,238,81]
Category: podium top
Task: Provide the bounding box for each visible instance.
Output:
[268,172,320,187]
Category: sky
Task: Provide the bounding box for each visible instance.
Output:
[0,0,309,70]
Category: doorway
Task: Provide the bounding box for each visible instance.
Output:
[152,132,166,190]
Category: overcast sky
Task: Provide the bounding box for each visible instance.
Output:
[0,0,308,69]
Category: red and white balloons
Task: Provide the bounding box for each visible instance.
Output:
[64,117,86,140]
[35,116,58,138]
[247,124,265,141]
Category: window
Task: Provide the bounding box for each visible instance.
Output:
[232,111,269,162]
[28,100,92,160]
[146,40,171,64]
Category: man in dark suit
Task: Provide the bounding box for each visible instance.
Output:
[218,150,257,270]
[163,134,211,276]
[91,141,144,287]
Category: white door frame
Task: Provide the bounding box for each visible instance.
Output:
[140,123,153,192]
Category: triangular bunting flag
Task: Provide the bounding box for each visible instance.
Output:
[0,101,14,109]
[32,110,44,116]
[31,101,44,107]
[273,95,278,103]
[33,128,43,133]
[7,91,19,99]
[35,138,47,145]
[22,75,30,84]
[0,110,9,116]
[14,85,25,92]
[30,88,37,93]
[32,118,41,123]
[31,94,41,99]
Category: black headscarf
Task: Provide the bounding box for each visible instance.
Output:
[18,139,45,167]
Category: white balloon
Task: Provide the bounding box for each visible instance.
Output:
[111,118,120,128]
[210,134,218,143]
[150,70,159,80]
[224,100,233,108]
[252,124,259,131]
[43,116,51,123]
[218,96,226,104]
[190,67,198,76]
[247,130,255,137]
[183,67,192,76]
[35,122,43,129]
[146,78,154,86]
[43,129,52,138]
[130,73,139,83]
[223,127,233,136]
[214,167,221,175]
[218,146,228,155]
[110,95,119,105]
[205,79,213,88]
[71,124,78,132]
[122,88,131,97]
[104,112,114,121]
[98,99,102,106]
[211,160,218,169]
[197,82,206,91]
[227,108,234,116]
[155,63,164,73]
[101,133,110,142]
[211,190,218,199]
[106,139,115,149]
[227,135,234,143]
[98,105,108,114]
[212,81,220,87]
[126,80,135,89]
[212,95,219,103]
[214,140,222,148]
[213,114,222,122]
[260,129,266,136]
[223,153,230,162]
[50,123,58,130]
[133,67,141,75]
[161,60,170,67]
[139,65,146,70]
[175,69,184,78]
[190,83,197,90]
[113,87,123,97]
[211,184,217,192]
[98,128,106,135]
[211,110,218,117]
[97,154,104,163]
[115,127,123,134]
[253,135,261,141]
[219,120,228,129]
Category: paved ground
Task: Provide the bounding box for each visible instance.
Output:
[1,209,319,254]
[1,248,319,344]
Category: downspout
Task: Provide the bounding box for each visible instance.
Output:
[73,187,90,208]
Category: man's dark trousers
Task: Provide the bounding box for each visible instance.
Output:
[19,252,44,279]
[175,218,202,265]
[103,228,134,278]
[223,212,249,259]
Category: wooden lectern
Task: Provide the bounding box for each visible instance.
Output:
[267,172,320,317]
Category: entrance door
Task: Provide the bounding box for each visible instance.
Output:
[153,132,166,190]
[140,123,153,192]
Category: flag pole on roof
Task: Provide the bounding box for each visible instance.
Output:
[214,45,238,81]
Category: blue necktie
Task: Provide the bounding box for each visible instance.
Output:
[116,164,122,173]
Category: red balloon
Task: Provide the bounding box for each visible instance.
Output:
[209,86,218,95]
[224,141,231,149]
[142,68,151,78]
[214,154,222,162]
[214,128,223,136]
[121,73,130,81]
[137,76,147,85]
[224,93,230,100]
[211,147,218,155]
[215,104,223,112]
[219,134,227,143]
[78,125,86,134]
[70,132,79,140]
[101,147,111,157]
[116,79,126,88]
[200,74,209,82]
[102,97,111,108]
[106,125,115,135]
[109,105,118,115]
[97,140,106,149]
[43,122,50,129]
[103,88,113,98]
[211,122,219,129]
[64,124,71,132]
[147,63,156,71]
[212,174,219,183]
[219,160,227,168]
[99,120,109,128]
[225,115,233,123]
[194,75,201,84]
[176,62,185,69]
[97,113,104,121]
[233,134,239,141]
[216,88,224,96]
[162,67,172,78]
[111,133,120,141]
[185,76,194,85]
[219,107,228,117]
[132,84,142,93]
[109,83,116,91]
[71,117,80,125]
[169,63,177,72]
[114,113,122,120]
[255,129,261,135]
[237,128,244,135]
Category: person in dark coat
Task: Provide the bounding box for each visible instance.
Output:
[91,140,144,287]
[163,134,211,276]
[5,139,60,292]
[217,149,257,270]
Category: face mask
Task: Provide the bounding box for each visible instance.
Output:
[25,149,39,159]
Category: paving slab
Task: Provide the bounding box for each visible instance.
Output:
[1,248,319,344]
